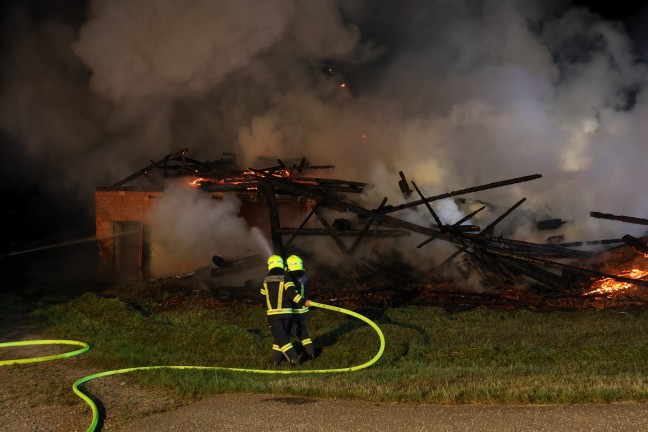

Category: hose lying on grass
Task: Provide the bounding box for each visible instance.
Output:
[0,301,385,432]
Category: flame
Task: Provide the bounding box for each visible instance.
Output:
[188,168,294,189]
[271,169,292,178]
[340,82,347,89]
[584,268,648,296]
[189,177,209,187]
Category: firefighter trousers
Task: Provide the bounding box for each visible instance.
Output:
[292,312,316,358]
[268,316,298,364]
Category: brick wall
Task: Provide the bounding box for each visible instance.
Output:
[95,189,162,278]
[96,189,312,280]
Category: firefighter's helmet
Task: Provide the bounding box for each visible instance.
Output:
[286,255,304,271]
[267,255,284,271]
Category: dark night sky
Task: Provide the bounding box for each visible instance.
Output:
[2,0,648,261]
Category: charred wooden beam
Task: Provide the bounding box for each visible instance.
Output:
[254,172,448,241]
[277,228,409,236]
[398,171,412,198]
[350,197,389,255]
[483,236,594,259]
[476,244,648,288]
[437,246,466,265]
[256,172,625,291]
[285,203,319,248]
[621,234,648,255]
[480,198,526,237]
[436,199,527,264]
[556,239,623,247]
[417,225,480,249]
[494,257,567,291]
[536,219,568,230]
[258,159,335,175]
[200,178,365,194]
[411,180,446,233]
[200,184,258,193]
[417,208,483,249]
[290,177,366,193]
[590,211,648,226]
[111,148,188,187]
[453,206,486,226]
[257,172,525,253]
[449,225,480,232]
[381,174,542,215]
[262,181,284,256]
[460,247,513,279]
[313,207,351,255]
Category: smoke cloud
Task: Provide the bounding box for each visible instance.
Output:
[2,0,648,265]
[148,181,257,262]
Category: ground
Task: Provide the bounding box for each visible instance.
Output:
[2,244,648,430]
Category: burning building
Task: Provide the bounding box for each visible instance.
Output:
[95,148,648,304]
[95,149,317,280]
[94,149,372,281]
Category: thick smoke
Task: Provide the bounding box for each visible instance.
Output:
[2,0,648,266]
[148,181,256,263]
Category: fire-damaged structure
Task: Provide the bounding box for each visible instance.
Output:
[96,149,648,309]
[96,148,347,280]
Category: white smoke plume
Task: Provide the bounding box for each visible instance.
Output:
[2,0,648,265]
[147,181,256,263]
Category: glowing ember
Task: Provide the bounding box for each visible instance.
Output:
[584,268,648,296]
[189,177,209,187]
[270,169,292,178]
[188,168,294,189]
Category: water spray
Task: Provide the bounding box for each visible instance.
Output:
[251,226,273,256]
[1,231,138,259]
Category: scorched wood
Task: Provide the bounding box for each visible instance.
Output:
[590,211,648,226]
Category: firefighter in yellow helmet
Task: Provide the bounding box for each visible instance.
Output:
[286,254,317,360]
[260,255,310,365]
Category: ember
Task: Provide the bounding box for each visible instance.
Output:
[584,268,648,296]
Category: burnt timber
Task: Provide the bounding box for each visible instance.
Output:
[253,170,648,291]
[590,211,648,226]
[111,149,648,294]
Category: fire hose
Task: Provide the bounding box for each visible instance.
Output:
[0,301,385,432]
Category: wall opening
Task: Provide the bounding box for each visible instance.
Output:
[113,221,149,281]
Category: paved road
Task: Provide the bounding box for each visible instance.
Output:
[117,393,648,432]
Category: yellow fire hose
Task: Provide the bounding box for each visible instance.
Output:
[0,301,385,432]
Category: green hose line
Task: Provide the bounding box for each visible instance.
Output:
[0,340,90,366]
[3,301,385,432]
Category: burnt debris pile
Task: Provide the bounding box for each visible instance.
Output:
[116,149,648,310]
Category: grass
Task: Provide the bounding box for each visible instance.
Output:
[24,292,648,404]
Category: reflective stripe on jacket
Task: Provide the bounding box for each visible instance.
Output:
[289,271,310,314]
[260,273,304,316]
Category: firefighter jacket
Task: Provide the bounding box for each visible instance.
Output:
[260,269,306,317]
[289,269,310,315]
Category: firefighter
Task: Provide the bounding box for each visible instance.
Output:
[261,254,310,365]
[286,254,317,360]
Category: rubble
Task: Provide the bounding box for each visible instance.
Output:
[111,149,648,311]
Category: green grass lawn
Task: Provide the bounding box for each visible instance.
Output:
[16,291,648,404]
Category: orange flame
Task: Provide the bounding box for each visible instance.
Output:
[271,169,292,178]
[189,177,209,187]
[188,168,293,188]
[584,268,648,296]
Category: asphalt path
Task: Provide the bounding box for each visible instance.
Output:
[117,393,648,432]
